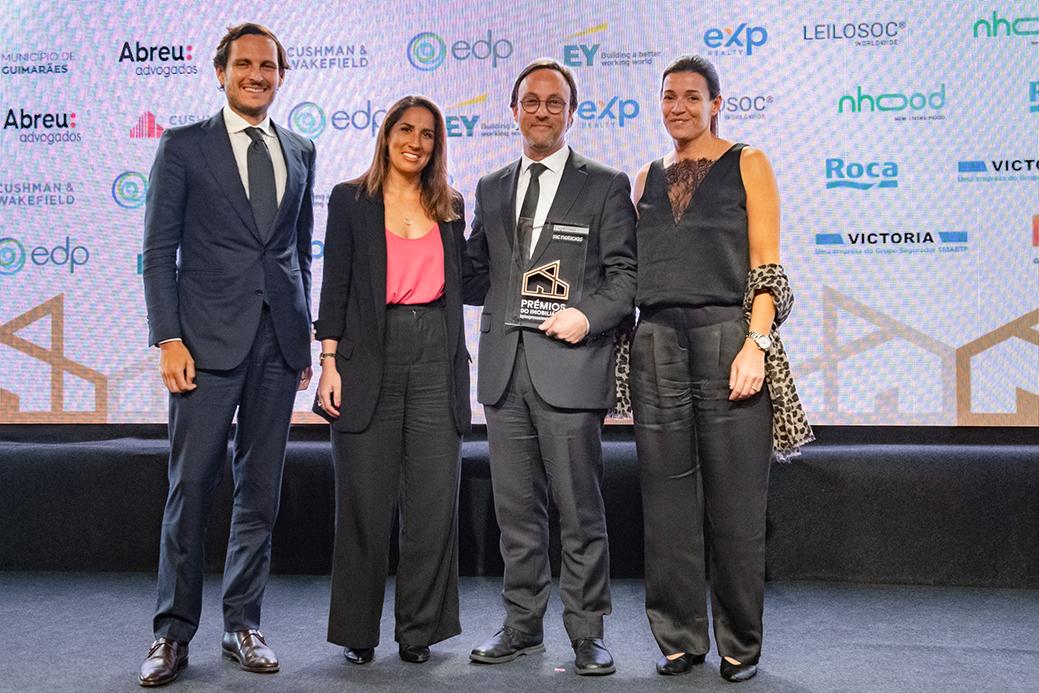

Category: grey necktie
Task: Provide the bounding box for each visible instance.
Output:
[517,162,546,259]
[244,127,277,240]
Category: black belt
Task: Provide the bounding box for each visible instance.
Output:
[386,296,445,311]
[638,304,743,329]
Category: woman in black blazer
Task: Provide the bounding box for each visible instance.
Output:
[313,95,471,666]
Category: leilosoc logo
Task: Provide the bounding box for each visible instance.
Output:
[972,11,1038,39]
[406,30,512,71]
[576,97,639,127]
[837,84,945,113]
[288,101,326,139]
[118,40,198,77]
[703,22,768,56]
[720,94,773,121]
[825,158,898,190]
[0,237,26,275]
[0,236,90,274]
[1030,81,1038,113]
[407,32,447,71]
[112,171,148,209]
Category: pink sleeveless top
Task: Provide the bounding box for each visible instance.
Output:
[385,225,445,304]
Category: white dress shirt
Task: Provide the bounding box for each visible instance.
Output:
[514,146,570,257]
[223,104,287,206]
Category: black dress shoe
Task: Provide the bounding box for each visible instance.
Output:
[572,638,615,676]
[470,627,544,664]
[656,652,706,675]
[720,658,758,682]
[343,647,375,665]
[221,630,279,673]
[138,638,188,687]
[398,644,430,663]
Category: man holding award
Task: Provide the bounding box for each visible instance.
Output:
[465,58,637,676]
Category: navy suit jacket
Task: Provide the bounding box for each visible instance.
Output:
[142,111,317,371]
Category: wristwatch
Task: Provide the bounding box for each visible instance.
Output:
[747,331,772,352]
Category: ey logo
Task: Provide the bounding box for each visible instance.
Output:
[562,23,607,67]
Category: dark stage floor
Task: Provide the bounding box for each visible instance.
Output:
[0,574,1036,693]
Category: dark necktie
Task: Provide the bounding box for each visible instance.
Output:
[244,127,278,240]
[517,162,546,259]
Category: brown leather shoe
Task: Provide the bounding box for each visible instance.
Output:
[138,638,188,687]
[221,629,279,673]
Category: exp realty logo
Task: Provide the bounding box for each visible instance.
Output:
[702,22,768,56]
[957,157,1039,183]
[814,230,968,255]
[287,100,385,139]
[406,31,512,71]
[825,158,899,190]
[575,96,640,128]
[801,20,905,47]
[3,108,81,144]
[119,40,198,78]
[1,48,74,75]
[112,171,148,209]
[561,23,661,68]
[0,236,91,276]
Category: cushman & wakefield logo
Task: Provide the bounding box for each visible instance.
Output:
[957,158,1039,183]
[0,236,91,275]
[825,158,899,190]
[3,108,81,144]
[561,23,661,68]
[702,22,768,56]
[406,31,513,71]
[287,100,386,139]
[118,40,199,78]
[112,171,148,209]
[801,20,906,47]
[1,48,74,75]
[285,43,369,70]
[1,181,75,208]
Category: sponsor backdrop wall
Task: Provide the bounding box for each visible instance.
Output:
[1,0,1036,426]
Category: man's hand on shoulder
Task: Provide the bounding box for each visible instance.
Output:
[159,341,197,393]
[539,308,590,345]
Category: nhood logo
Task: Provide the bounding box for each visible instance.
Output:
[112,171,148,209]
[826,158,898,190]
[287,101,385,138]
[838,84,945,113]
[0,236,90,274]
[972,11,1038,38]
[406,30,512,71]
[576,97,639,127]
[704,22,768,56]
[119,40,198,77]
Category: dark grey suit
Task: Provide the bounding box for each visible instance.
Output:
[142,111,316,642]
[465,148,636,640]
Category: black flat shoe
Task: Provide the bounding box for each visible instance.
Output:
[720,658,758,682]
[398,644,430,664]
[572,638,615,676]
[656,652,706,675]
[343,647,374,665]
[470,627,544,664]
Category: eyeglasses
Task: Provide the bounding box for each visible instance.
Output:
[518,97,568,115]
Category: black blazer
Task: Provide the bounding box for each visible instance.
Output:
[314,182,471,434]
[142,111,316,370]
[464,149,637,409]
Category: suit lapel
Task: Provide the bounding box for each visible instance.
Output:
[198,112,261,242]
[269,122,305,240]
[498,160,522,251]
[528,151,588,266]
[365,195,388,339]
[440,218,460,362]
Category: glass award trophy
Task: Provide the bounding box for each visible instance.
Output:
[506,221,590,328]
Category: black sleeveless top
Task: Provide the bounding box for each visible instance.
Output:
[635,143,748,310]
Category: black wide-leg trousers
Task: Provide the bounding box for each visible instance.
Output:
[327,303,461,649]
[631,312,772,664]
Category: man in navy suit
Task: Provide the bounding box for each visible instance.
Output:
[139,23,315,687]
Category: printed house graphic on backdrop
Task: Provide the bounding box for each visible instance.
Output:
[522,260,570,301]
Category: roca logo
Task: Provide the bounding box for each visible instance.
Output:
[406,31,513,71]
[0,236,90,275]
[703,22,768,56]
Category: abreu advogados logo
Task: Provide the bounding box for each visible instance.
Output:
[825,158,899,190]
[288,102,326,139]
[703,22,768,56]
[118,40,198,77]
[3,108,81,144]
[406,30,512,71]
[112,171,148,209]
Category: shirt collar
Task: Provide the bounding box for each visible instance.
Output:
[223,104,273,137]
[521,146,570,177]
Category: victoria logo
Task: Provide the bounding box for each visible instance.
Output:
[703,22,768,56]
[825,158,899,190]
[288,102,326,139]
[1030,81,1038,113]
[112,171,148,209]
[406,30,512,71]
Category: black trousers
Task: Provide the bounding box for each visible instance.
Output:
[327,303,461,649]
[631,312,772,664]
[484,344,611,640]
[154,307,300,642]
